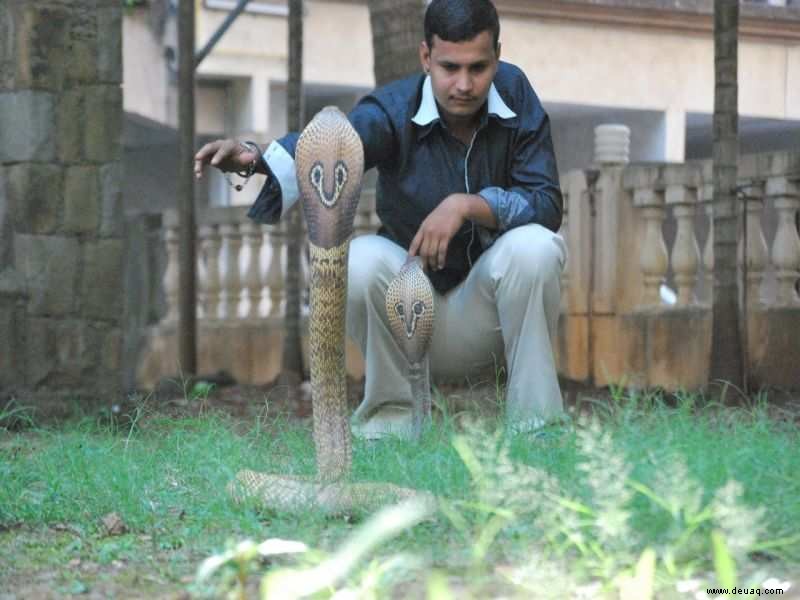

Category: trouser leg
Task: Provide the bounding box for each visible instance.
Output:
[346,225,566,434]
[482,224,566,429]
[346,235,411,425]
[426,224,566,429]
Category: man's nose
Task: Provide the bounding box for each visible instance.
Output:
[455,71,472,94]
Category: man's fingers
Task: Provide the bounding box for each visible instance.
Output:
[408,231,422,258]
[210,145,232,167]
[421,237,437,272]
[436,238,448,270]
[194,141,215,161]
[194,142,221,179]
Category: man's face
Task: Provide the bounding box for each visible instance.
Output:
[419,31,500,125]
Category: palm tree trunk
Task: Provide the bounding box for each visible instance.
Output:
[367,0,425,86]
[281,0,305,391]
[710,0,743,389]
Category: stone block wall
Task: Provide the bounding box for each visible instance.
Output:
[0,0,124,410]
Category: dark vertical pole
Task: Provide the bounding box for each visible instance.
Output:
[710,0,742,390]
[281,0,305,385]
[178,0,198,376]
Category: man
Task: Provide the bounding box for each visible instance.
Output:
[194,0,566,437]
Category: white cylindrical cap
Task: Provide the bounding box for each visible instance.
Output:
[594,124,631,166]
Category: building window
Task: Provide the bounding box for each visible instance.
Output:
[203,0,287,16]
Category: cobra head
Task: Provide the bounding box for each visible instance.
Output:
[295,106,365,249]
[385,257,436,364]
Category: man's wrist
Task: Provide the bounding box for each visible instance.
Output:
[459,193,497,229]
[255,155,269,176]
[251,142,269,175]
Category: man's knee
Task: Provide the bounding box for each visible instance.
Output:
[347,235,402,303]
[490,224,565,284]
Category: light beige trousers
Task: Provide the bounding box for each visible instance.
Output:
[346,223,567,435]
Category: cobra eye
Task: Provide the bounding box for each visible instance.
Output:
[310,164,323,187]
[334,162,348,188]
[394,302,405,317]
[413,301,425,316]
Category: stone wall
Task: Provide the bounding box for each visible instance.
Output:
[0,0,124,411]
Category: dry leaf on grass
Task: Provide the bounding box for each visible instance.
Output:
[101,512,128,536]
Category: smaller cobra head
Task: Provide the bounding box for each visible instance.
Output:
[385,257,435,364]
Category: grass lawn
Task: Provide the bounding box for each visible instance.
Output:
[1,387,799,599]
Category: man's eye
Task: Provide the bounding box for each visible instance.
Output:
[470,65,487,74]
[444,65,458,72]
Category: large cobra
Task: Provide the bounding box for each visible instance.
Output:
[228,107,433,514]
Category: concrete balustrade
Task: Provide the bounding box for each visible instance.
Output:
[768,176,800,307]
[665,173,701,306]
[139,151,799,392]
[138,202,380,388]
[738,180,769,309]
[556,150,799,391]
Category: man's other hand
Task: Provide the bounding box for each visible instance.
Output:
[194,139,259,180]
[408,194,468,272]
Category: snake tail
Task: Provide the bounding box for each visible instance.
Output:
[229,470,434,516]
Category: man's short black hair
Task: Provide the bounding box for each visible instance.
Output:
[424,0,500,52]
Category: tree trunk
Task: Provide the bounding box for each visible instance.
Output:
[177,0,197,376]
[367,0,425,86]
[710,0,743,390]
[281,0,305,391]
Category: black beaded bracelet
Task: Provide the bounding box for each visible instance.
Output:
[227,141,262,191]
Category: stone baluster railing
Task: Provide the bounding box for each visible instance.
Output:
[767,176,800,306]
[218,222,243,319]
[665,175,701,306]
[241,221,265,319]
[561,170,591,315]
[634,186,669,307]
[558,195,569,313]
[264,218,285,317]
[737,180,769,309]
[701,180,715,305]
[162,222,180,323]
[199,224,222,319]
[157,189,434,327]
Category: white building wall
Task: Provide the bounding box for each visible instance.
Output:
[122,1,800,184]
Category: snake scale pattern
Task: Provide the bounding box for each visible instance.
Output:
[228,107,435,514]
[385,258,435,438]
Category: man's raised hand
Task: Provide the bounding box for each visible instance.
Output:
[194,139,260,180]
[408,194,468,272]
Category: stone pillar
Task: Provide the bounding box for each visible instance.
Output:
[0,0,124,408]
[663,108,686,163]
[594,124,630,166]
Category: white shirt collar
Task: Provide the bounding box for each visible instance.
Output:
[411,75,517,126]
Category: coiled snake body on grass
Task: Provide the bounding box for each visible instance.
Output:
[229,107,435,514]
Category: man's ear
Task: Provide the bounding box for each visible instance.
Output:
[419,41,431,74]
[496,41,502,62]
